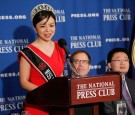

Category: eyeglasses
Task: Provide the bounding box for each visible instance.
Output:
[72,59,90,65]
[111,59,129,63]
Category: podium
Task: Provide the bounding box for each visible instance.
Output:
[26,72,121,115]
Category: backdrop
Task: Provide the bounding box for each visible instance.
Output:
[0,0,135,114]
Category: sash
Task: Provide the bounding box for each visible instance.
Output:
[20,47,56,82]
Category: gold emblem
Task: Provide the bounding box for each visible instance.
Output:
[132,39,135,68]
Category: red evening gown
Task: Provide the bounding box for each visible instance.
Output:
[19,41,65,115]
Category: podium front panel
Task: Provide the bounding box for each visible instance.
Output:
[26,77,71,107]
[70,74,121,105]
[26,73,121,108]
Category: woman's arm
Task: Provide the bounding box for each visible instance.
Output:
[19,56,38,91]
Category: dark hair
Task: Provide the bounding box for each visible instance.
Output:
[71,50,91,64]
[33,11,56,27]
[107,48,130,63]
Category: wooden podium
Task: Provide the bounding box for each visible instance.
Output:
[26,72,121,115]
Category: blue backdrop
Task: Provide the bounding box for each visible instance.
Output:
[0,0,135,114]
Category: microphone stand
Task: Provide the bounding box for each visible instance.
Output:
[66,57,81,78]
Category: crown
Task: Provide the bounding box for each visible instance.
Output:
[31,3,55,21]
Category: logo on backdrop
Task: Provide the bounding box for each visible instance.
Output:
[71,12,99,18]
[55,9,66,22]
[132,39,135,68]
[0,95,25,112]
[70,34,101,49]
[103,8,131,21]
[0,39,29,53]
[0,15,26,20]
[105,37,130,43]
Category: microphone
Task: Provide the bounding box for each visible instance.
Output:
[58,38,81,78]
[58,38,71,59]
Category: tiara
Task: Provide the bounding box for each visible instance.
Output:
[31,3,55,21]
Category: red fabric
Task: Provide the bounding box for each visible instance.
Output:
[19,41,65,115]
[24,106,49,115]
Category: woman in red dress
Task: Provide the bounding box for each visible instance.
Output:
[19,3,65,115]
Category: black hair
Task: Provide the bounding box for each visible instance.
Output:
[107,48,130,63]
[71,50,91,64]
[32,11,56,27]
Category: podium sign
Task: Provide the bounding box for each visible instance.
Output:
[70,74,121,105]
[26,73,121,107]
